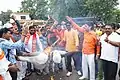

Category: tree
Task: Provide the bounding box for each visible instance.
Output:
[111,9,120,23]
[20,0,119,23]
[20,0,48,20]
[84,0,119,23]
[20,0,36,19]
[34,0,48,20]
[48,0,86,22]
[48,0,119,23]
[0,10,12,24]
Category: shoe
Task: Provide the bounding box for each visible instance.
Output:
[36,70,41,75]
[25,71,32,76]
[66,72,72,77]
[59,67,63,71]
[79,76,86,80]
[77,71,82,76]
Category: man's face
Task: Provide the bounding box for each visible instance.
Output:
[105,25,113,35]
[29,28,36,35]
[57,25,62,31]
[3,31,11,40]
[41,30,46,36]
[46,26,51,31]
[66,24,71,31]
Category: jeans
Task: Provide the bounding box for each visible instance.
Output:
[66,52,81,72]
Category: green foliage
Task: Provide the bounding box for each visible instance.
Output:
[20,0,48,20]
[34,0,48,20]
[0,10,12,24]
[84,0,119,23]
[48,0,87,22]
[20,0,119,23]
[111,9,120,23]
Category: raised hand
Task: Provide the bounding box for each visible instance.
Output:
[54,20,58,25]
[22,26,29,35]
[66,16,73,22]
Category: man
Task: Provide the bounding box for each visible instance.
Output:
[39,28,50,75]
[25,25,43,75]
[66,16,100,80]
[63,22,81,77]
[39,28,48,49]
[53,24,65,50]
[100,24,120,80]
[116,28,120,78]
[0,27,27,80]
[51,24,66,71]
[12,27,21,42]
[0,48,12,80]
[10,15,22,33]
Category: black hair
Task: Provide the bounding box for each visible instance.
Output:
[115,23,120,29]
[40,28,46,32]
[0,28,10,38]
[101,25,105,28]
[56,24,61,28]
[66,22,71,25]
[29,25,35,30]
[105,23,115,29]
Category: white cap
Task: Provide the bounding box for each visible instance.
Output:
[3,23,13,29]
[10,19,15,24]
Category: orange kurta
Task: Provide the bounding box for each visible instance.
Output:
[70,20,100,55]
[82,31,97,54]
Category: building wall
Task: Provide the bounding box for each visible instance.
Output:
[11,13,31,20]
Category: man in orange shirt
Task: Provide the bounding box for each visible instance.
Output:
[66,16,100,80]
[63,22,82,77]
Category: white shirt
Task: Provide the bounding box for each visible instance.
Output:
[25,33,43,53]
[100,32,120,63]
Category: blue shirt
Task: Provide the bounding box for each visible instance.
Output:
[39,35,48,49]
[0,38,24,64]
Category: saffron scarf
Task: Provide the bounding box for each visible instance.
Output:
[25,32,37,52]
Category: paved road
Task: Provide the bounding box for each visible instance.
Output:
[26,70,119,80]
[25,70,81,80]
[22,59,120,80]
[24,58,82,80]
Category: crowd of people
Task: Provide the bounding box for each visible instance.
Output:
[0,15,120,80]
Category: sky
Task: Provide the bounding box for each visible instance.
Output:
[0,0,23,12]
[0,0,120,12]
